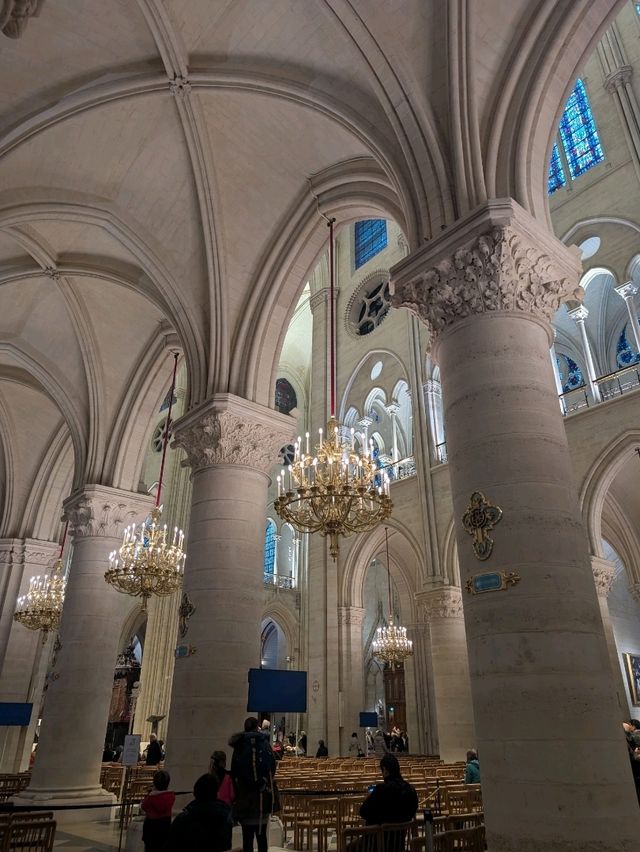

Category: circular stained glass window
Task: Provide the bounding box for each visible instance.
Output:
[351,278,391,336]
[151,422,164,453]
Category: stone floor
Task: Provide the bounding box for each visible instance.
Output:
[53,820,121,851]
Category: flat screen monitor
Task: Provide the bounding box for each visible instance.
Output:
[247,668,307,713]
[0,702,32,726]
[359,711,378,728]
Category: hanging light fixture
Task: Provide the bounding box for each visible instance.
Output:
[274,219,392,558]
[372,528,413,667]
[14,523,68,642]
[105,352,186,609]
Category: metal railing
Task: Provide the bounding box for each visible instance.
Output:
[378,456,417,483]
[594,363,640,401]
[263,573,295,590]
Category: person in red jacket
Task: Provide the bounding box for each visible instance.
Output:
[141,769,176,852]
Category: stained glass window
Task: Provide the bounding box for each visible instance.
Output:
[636,2,640,15]
[557,354,585,393]
[275,378,297,414]
[616,325,640,368]
[558,79,604,180]
[355,220,387,269]
[547,143,566,195]
[264,520,276,575]
[355,280,391,335]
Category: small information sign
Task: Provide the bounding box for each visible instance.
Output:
[122,734,141,766]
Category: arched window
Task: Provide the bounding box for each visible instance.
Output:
[547,143,566,194]
[547,79,604,195]
[617,325,640,368]
[355,220,387,269]
[275,378,297,414]
[559,79,604,179]
[264,519,276,576]
[556,354,585,392]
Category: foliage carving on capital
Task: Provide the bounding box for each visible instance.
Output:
[392,226,582,341]
[592,558,615,597]
[418,587,464,620]
[173,409,291,474]
[0,0,43,39]
[63,493,149,540]
[629,582,640,605]
[338,606,366,627]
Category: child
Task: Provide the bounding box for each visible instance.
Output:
[210,750,235,808]
[141,769,176,852]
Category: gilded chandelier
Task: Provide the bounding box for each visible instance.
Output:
[371,528,413,667]
[274,418,391,559]
[274,218,392,557]
[14,525,67,640]
[105,352,185,608]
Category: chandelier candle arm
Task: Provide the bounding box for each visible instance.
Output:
[104,351,186,607]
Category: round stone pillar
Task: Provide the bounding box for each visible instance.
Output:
[416,586,474,761]
[166,394,292,794]
[18,486,152,811]
[392,199,640,851]
[338,606,365,754]
[592,556,629,717]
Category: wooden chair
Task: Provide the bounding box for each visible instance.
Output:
[308,797,340,852]
[2,819,56,852]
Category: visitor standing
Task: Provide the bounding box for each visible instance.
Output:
[210,750,235,807]
[229,717,277,852]
[348,732,362,757]
[316,740,328,757]
[165,773,232,852]
[373,730,387,757]
[464,750,480,784]
[145,733,163,766]
[141,770,176,852]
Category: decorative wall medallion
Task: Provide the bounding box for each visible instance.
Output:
[462,491,502,560]
[178,592,196,638]
[175,643,197,658]
[465,571,521,595]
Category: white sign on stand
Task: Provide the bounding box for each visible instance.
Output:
[122,734,141,767]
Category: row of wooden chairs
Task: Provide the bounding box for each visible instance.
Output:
[0,811,56,852]
[0,775,30,803]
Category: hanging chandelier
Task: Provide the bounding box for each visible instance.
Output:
[274,219,392,558]
[14,523,68,641]
[371,528,413,667]
[105,352,186,609]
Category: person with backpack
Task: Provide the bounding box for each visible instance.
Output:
[229,716,277,852]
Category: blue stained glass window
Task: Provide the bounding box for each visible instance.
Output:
[355,220,387,269]
[557,354,585,393]
[558,79,604,180]
[264,520,276,575]
[616,325,640,368]
[636,2,640,15]
[547,143,566,195]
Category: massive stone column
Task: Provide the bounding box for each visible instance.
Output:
[416,586,474,761]
[591,556,629,717]
[338,606,365,754]
[392,199,640,851]
[0,539,58,772]
[18,486,151,810]
[166,394,292,793]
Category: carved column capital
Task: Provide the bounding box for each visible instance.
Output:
[391,199,582,347]
[63,485,153,540]
[604,65,633,95]
[416,586,464,620]
[591,557,615,598]
[309,288,331,314]
[172,394,295,475]
[615,281,638,301]
[1,0,44,39]
[629,582,640,605]
[338,605,366,627]
[23,538,59,568]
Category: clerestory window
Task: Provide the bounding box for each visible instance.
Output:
[355,220,387,269]
[547,79,604,194]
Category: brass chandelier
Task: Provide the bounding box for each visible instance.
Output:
[14,523,68,641]
[274,219,392,558]
[371,528,413,667]
[105,352,186,609]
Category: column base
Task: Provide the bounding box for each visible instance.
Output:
[13,787,116,824]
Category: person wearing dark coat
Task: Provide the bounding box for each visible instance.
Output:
[229,717,277,852]
[145,733,163,766]
[315,740,328,757]
[360,755,418,825]
[165,773,232,852]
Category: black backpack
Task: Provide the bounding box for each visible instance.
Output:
[233,733,273,791]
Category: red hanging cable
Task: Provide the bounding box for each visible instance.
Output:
[328,218,337,419]
[156,351,180,508]
[58,521,69,559]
